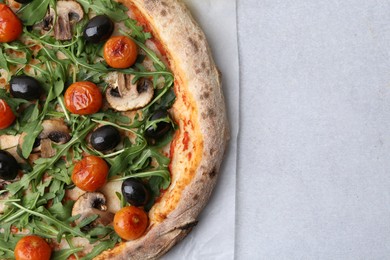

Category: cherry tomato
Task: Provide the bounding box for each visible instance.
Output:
[64,81,102,115]
[0,99,15,129]
[104,36,138,69]
[14,235,52,260]
[114,206,148,240]
[0,4,22,43]
[71,156,109,192]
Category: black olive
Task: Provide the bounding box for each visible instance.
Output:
[121,179,150,207]
[145,110,172,139]
[33,138,41,148]
[0,150,19,181]
[10,75,42,101]
[83,15,114,44]
[14,0,33,3]
[90,125,121,152]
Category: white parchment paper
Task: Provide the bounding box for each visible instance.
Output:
[163,0,239,259]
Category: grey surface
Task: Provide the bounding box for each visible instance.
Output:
[237,0,390,259]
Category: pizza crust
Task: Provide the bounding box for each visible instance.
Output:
[95,0,229,259]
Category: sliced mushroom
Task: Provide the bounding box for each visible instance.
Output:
[105,72,154,111]
[18,119,70,158]
[72,192,114,231]
[39,119,71,144]
[41,1,84,41]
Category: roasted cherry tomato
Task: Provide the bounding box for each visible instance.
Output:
[0,99,16,129]
[64,81,103,115]
[0,4,22,43]
[114,206,148,240]
[104,36,138,69]
[71,156,109,192]
[14,235,52,260]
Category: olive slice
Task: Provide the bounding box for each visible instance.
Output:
[83,15,114,44]
[90,125,121,152]
[121,179,150,207]
[145,110,172,139]
[14,0,33,3]
[0,150,19,181]
[10,75,42,101]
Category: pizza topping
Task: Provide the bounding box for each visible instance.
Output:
[113,206,148,241]
[0,99,16,130]
[46,0,84,41]
[145,110,173,140]
[83,15,114,44]
[106,73,154,111]
[0,4,22,43]
[9,75,42,101]
[14,235,52,260]
[71,192,114,230]
[14,0,33,4]
[121,179,150,207]
[39,119,71,144]
[104,36,138,69]
[90,125,121,152]
[71,156,109,192]
[0,150,19,181]
[0,0,176,257]
[64,81,103,115]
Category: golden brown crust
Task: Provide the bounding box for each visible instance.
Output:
[95,0,229,258]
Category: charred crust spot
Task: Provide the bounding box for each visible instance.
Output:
[135,245,143,251]
[193,194,199,201]
[179,221,198,230]
[161,9,167,16]
[200,91,210,100]
[201,109,216,119]
[195,68,201,74]
[201,62,206,69]
[209,168,217,178]
[161,1,168,7]
[210,148,216,156]
[188,37,199,53]
[207,108,216,118]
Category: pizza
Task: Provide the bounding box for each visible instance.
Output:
[0,0,228,259]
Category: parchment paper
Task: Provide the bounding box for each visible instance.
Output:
[163,0,239,259]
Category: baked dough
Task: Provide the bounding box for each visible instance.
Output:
[95,0,229,258]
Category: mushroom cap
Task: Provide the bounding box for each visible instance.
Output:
[72,192,114,229]
[39,119,71,144]
[41,1,84,41]
[105,72,154,112]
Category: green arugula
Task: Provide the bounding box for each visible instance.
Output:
[0,0,177,257]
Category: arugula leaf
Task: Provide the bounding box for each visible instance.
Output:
[17,0,51,26]
[78,0,128,22]
[20,120,43,159]
[52,247,84,260]
[0,48,8,73]
[0,88,29,114]
[81,239,118,260]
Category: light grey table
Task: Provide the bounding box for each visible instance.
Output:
[237,0,390,259]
